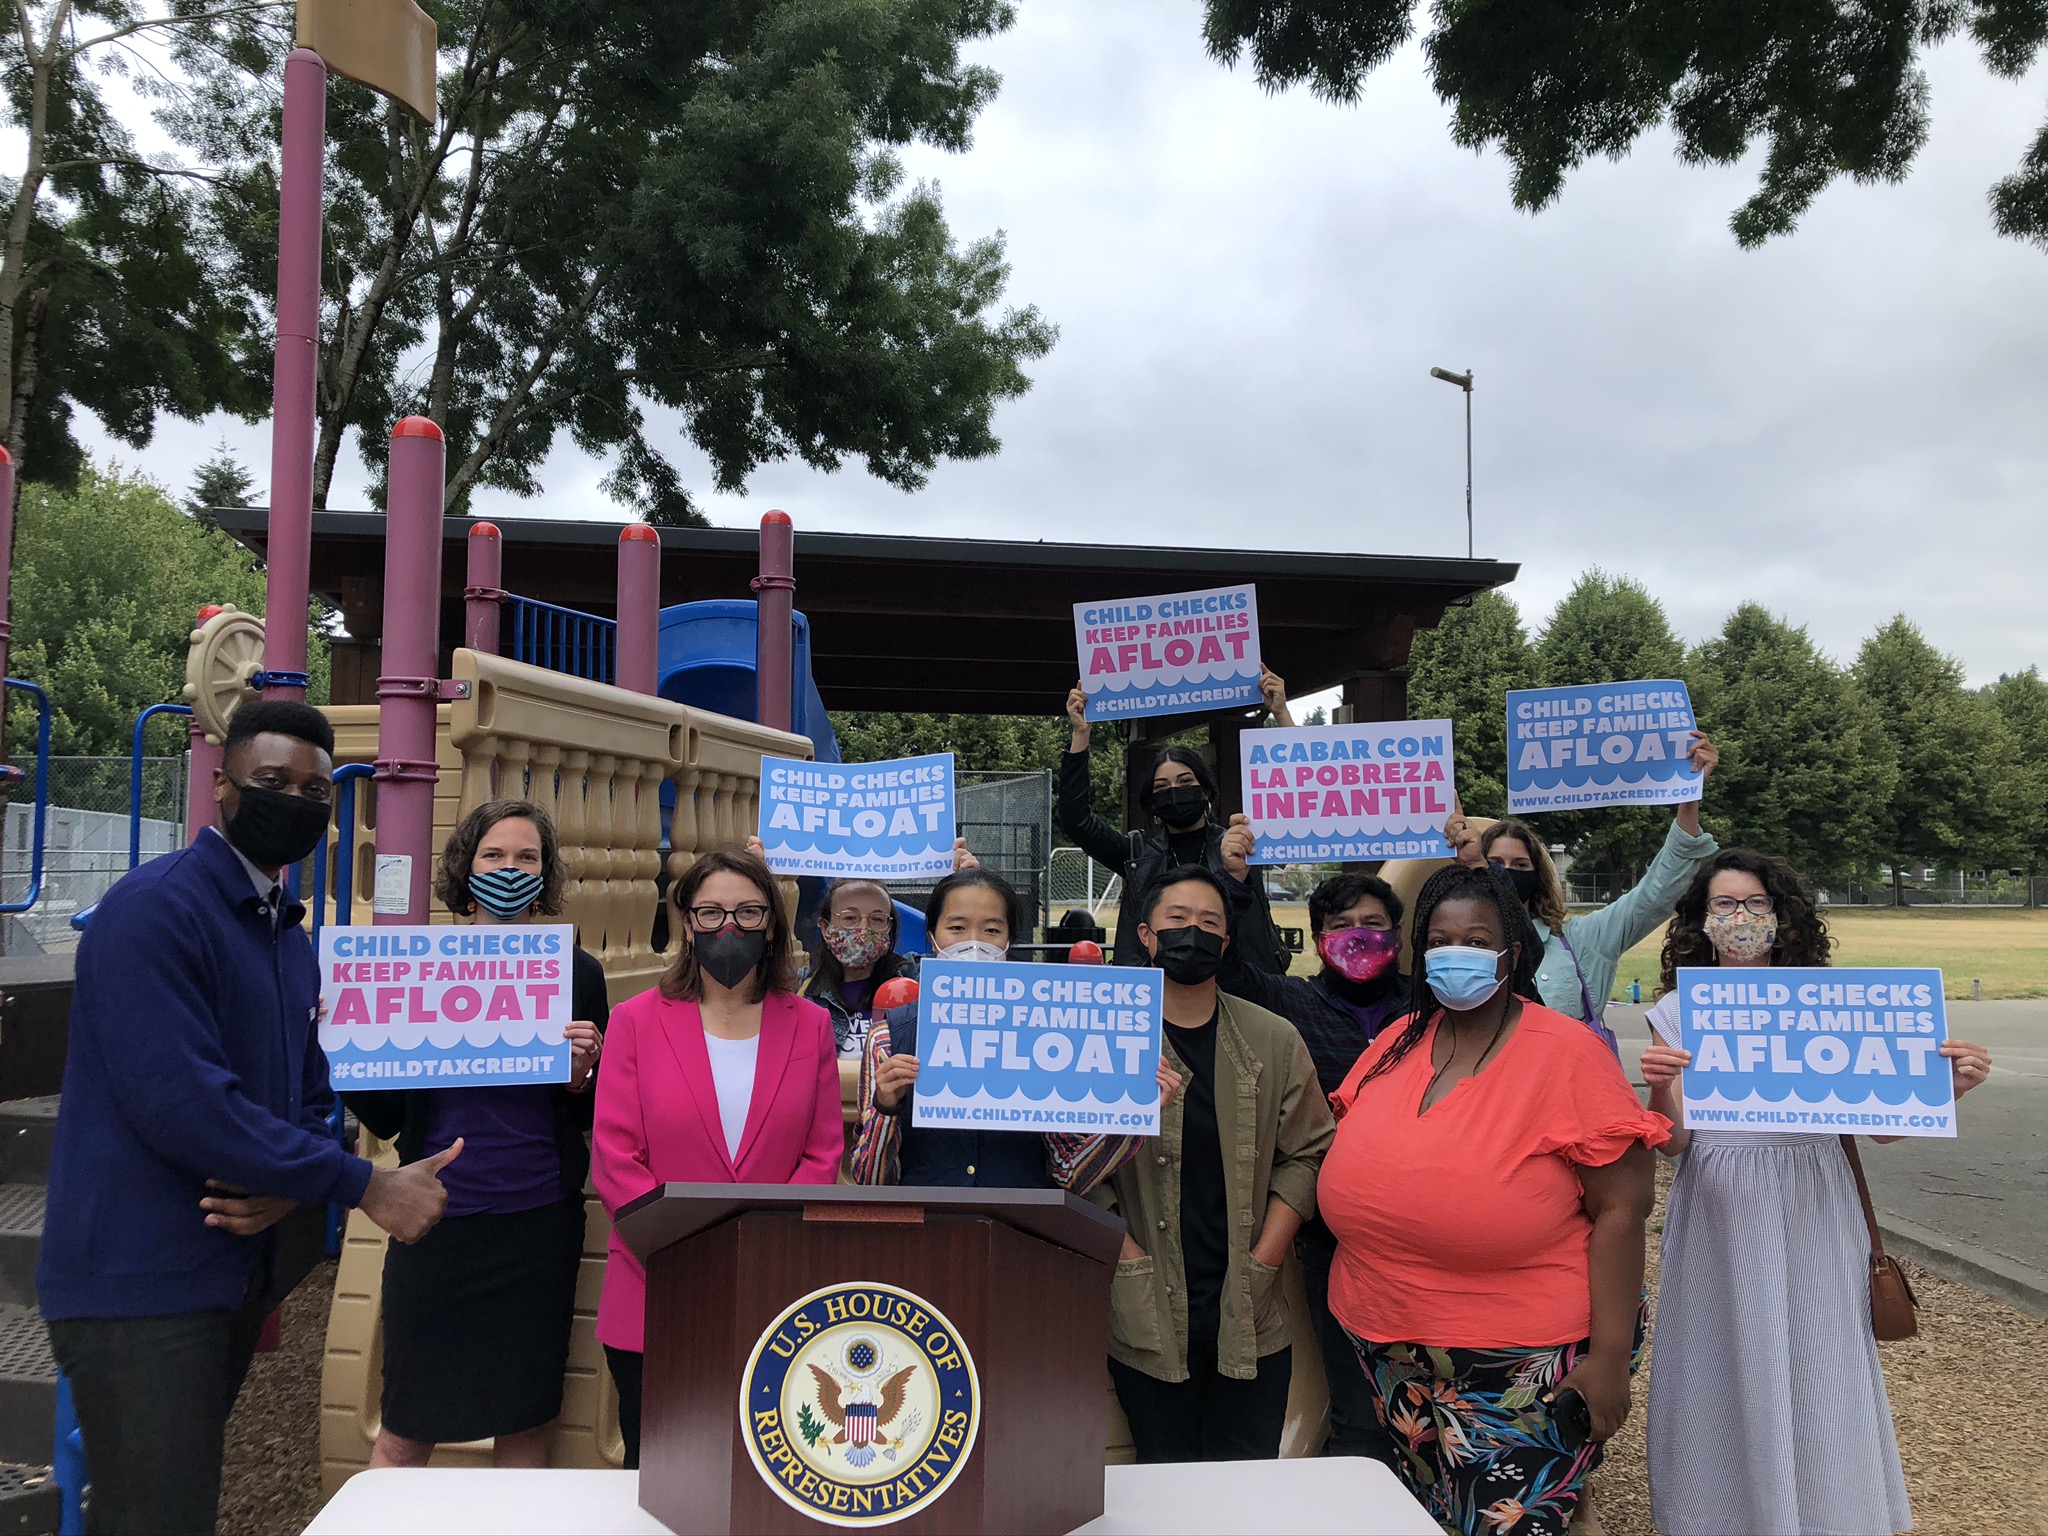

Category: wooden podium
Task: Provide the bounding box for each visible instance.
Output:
[614,1183,1125,1536]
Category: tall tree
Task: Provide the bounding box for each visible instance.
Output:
[1533,570,1690,875]
[1200,1,2048,249]
[833,710,1120,834]
[1405,589,1535,818]
[1987,668,2048,894]
[1686,604,1894,882]
[171,0,1054,521]
[185,440,255,518]
[1853,616,2019,885]
[7,461,328,758]
[0,1,271,480]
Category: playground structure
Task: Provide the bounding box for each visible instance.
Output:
[0,17,1521,1524]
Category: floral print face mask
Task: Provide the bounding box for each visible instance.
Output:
[822,923,891,970]
[1704,909,1777,962]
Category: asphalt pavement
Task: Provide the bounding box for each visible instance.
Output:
[1608,999,2048,1315]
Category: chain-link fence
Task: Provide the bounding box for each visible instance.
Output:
[1566,869,2048,909]
[1049,847,1122,924]
[0,757,186,952]
[890,771,1052,935]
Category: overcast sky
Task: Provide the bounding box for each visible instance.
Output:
[93,0,2048,688]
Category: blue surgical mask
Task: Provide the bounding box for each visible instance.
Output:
[1423,944,1506,1010]
[471,866,545,921]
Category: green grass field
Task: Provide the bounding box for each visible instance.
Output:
[1263,903,2048,1000]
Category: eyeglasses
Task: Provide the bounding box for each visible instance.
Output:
[829,913,892,932]
[686,902,774,932]
[1707,895,1775,917]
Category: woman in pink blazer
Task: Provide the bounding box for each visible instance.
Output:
[593,844,841,1466]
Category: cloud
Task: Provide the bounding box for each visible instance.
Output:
[98,0,2048,685]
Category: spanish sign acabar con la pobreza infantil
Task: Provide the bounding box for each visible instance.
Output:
[1240,721,1455,863]
[757,752,957,880]
[1506,680,1703,815]
[1675,967,1957,1138]
[1073,583,1262,723]
[319,924,574,1087]
[910,959,1164,1136]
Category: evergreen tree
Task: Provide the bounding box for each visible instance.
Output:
[185,443,256,520]
[1853,617,2020,886]
[1533,572,1690,876]
[1405,590,1535,817]
[1687,604,1894,882]
[1987,668,2048,892]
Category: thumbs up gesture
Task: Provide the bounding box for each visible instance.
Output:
[360,1137,465,1244]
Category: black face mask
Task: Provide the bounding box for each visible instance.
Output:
[222,780,331,870]
[1150,925,1226,985]
[1151,785,1208,831]
[695,925,768,990]
[1492,864,1542,907]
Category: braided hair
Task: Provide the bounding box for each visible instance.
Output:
[1357,862,1539,1087]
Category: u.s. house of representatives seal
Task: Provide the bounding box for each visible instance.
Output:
[740,1281,980,1527]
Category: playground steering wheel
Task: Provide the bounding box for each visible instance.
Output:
[182,605,267,745]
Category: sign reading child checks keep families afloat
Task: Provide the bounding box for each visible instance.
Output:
[1240,721,1456,863]
[1506,680,1704,815]
[1073,583,1262,722]
[911,959,1164,1137]
[318,924,575,1088]
[1676,967,1957,1138]
[757,752,957,879]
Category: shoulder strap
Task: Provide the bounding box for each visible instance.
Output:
[1838,1134,1887,1259]
[1549,927,1621,1057]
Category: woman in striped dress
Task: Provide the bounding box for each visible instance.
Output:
[1639,850,1992,1536]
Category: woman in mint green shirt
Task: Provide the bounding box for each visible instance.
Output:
[1446,733,1720,1033]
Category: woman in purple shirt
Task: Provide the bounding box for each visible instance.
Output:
[346,799,607,1469]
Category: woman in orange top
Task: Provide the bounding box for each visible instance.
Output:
[1318,864,1667,1536]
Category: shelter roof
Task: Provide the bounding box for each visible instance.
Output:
[212,509,1518,715]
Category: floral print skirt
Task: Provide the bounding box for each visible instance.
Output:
[1347,1308,1646,1536]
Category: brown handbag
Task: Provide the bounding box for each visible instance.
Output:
[1839,1135,1919,1340]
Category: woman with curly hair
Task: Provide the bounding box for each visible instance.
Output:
[1317,863,1668,1535]
[1639,849,1992,1536]
[349,799,609,1471]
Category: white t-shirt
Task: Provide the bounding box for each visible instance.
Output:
[702,1030,761,1160]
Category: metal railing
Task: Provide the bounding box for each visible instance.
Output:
[0,680,53,915]
[129,703,192,869]
[506,594,615,684]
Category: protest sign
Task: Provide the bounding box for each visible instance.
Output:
[1074,583,1262,722]
[757,752,956,879]
[1505,680,1702,814]
[319,924,574,1088]
[1240,721,1455,864]
[910,959,1163,1136]
[1675,967,1955,1138]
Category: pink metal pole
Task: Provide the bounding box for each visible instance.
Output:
[752,510,794,733]
[188,718,221,843]
[464,521,504,655]
[373,417,446,924]
[260,48,328,701]
[615,525,660,695]
[0,447,14,751]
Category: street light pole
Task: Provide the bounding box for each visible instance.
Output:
[1430,366,1474,557]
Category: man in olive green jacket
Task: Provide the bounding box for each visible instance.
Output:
[1086,867,1336,1462]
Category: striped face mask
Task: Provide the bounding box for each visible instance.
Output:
[471,866,544,921]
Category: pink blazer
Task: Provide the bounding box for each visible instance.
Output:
[592,988,842,1351]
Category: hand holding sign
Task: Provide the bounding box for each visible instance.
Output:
[1074,584,1263,723]
[757,753,957,879]
[1506,681,1706,815]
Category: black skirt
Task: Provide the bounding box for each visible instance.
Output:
[379,1196,585,1444]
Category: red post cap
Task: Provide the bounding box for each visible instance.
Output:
[872,977,920,1013]
[469,521,501,539]
[391,415,444,440]
[619,524,660,543]
[1068,940,1105,965]
[196,604,225,624]
[0,446,13,466]
[761,510,792,527]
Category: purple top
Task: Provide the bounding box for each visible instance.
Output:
[420,1086,563,1217]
